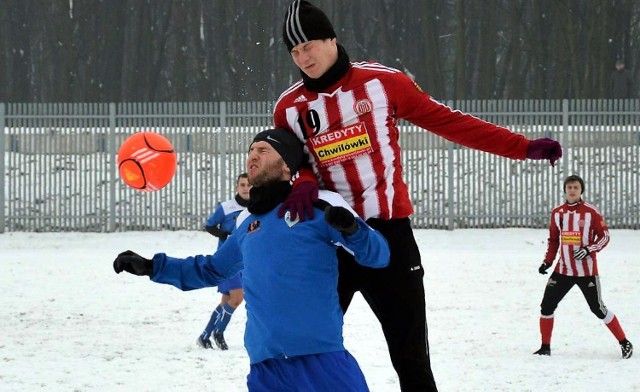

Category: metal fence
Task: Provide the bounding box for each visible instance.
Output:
[1,100,639,233]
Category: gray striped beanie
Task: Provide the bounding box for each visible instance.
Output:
[282,0,336,52]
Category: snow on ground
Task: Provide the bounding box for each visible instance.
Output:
[1,229,638,391]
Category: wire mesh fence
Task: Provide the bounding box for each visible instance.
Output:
[1,99,638,232]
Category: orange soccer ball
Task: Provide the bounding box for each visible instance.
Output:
[117,132,177,192]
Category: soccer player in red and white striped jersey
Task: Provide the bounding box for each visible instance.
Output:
[276,2,563,390]
[534,175,633,358]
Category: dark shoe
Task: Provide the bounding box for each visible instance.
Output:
[621,339,633,359]
[533,344,551,356]
[213,332,228,350]
[196,335,213,349]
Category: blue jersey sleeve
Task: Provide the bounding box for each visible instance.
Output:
[150,235,243,291]
[205,204,225,227]
[328,217,390,269]
[318,190,390,268]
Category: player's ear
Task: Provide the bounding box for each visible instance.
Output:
[282,160,293,179]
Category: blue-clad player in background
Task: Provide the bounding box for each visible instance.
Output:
[198,173,251,350]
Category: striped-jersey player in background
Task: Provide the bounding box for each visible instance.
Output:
[535,175,633,359]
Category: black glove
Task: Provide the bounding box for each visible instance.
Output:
[205,226,230,240]
[538,262,551,275]
[573,247,590,260]
[113,250,153,276]
[324,206,358,235]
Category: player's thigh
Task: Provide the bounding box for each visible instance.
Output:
[576,276,607,319]
[540,273,574,315]
[337,247,362,313]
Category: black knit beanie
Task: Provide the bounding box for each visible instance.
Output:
[251,128,304,173]
[282,0,336,52]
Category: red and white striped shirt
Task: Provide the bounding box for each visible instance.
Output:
[544,200,610,277]
[274,62,530,220]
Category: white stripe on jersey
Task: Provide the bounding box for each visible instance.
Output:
[365,79,395,218]
[326,163,352,207]
[571,212,585,276]
[582,212,594,275]
[559,212,572,275]
[336,85,356,121]
[358,155,377,219]
[582,212,592,246]
[277,80,304,103]
[335,81,379,218]
[351,62,399,73]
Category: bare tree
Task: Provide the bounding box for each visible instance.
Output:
[1,0,639,102]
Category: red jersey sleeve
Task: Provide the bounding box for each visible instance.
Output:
[544,211,560,264]
[386,73,530,160]
[293,167,317,186]
[586,209,610,254]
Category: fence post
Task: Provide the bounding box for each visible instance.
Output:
[562,99,570,176]
[108,103,117,232]
[219,102,227,201]
[0,103,5,233]
[447,141,455,230]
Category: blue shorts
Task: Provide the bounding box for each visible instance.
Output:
[217,272,243,294]
[246,351,369,392]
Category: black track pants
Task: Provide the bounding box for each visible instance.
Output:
[540,272,608,319]
[337,218,438,392]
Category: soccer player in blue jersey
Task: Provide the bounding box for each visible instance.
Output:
[114,128,390,391]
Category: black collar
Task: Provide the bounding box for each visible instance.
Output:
[235,193,250,207]
[247,181,292,215]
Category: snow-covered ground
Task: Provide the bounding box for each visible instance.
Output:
[1,228,638,391]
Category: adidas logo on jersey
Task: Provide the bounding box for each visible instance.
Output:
[293,95,307,103]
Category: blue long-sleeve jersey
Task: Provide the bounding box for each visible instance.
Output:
[151,190,389,364]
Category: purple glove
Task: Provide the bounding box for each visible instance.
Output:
[277,181,319,221]
[526,138,562,166]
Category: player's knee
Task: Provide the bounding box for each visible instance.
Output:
[590,306,607,319]
[228,291,244,307]
[540,303,556,316]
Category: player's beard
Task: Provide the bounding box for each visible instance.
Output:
[249,158,287,188]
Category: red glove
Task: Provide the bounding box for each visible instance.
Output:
[526,138,562,166]
[278,181,319,221]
